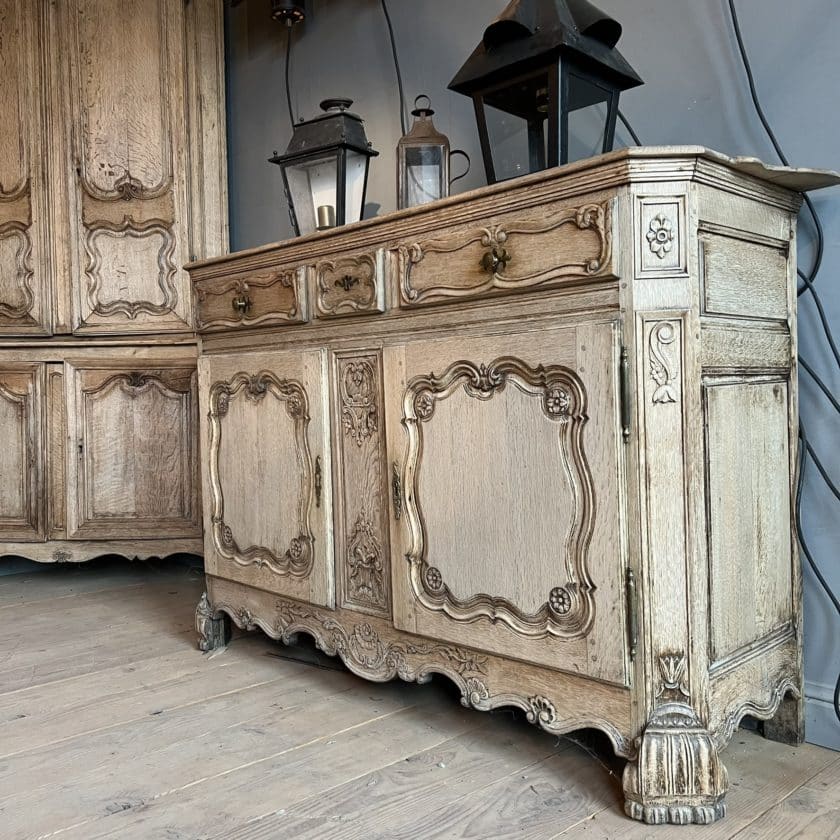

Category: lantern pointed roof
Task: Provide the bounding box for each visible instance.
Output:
[449,0,643,94]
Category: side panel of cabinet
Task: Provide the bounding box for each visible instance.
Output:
[65,360,201,539]
[385,323,627,685]
[0,1,51,335]
[0,363,45,539]
[58,0,194,335]
[199,350,334,608]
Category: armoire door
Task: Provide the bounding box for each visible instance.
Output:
[0,1,51,336]
[199,349,334,608]
[64,361,200,539]
[384,322,629,686]
[56,0,194,336]
[0,363,44,540]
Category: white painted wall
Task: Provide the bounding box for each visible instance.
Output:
[225,0,840,749]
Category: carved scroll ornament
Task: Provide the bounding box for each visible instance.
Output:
[208,371,315,577]
[402,356,596,639]
[649,321,679,404]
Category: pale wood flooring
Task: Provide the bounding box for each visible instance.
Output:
[0,560,837,840]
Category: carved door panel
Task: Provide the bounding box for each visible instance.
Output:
[0,1,50,335]
[0,363,45,540]
[58,0,193,335]
[200,350,334,608]
[385,324,628,685]
[65,362,200,539]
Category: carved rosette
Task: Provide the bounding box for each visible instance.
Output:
[208,371,315,577]
[340,360,377,446]
[402,356,596,639]
[623,703,728,825]
[397,201,612,306]
[646,213,675,259]
[649,321,679,404]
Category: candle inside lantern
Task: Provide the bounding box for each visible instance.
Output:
[316,204,336,230]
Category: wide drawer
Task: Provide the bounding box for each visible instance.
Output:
[194,266,309,333]
[394,199,615,308]
[313,248,386,319]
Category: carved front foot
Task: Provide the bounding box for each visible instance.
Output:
[623,703,728,825]
[196,592,231,651]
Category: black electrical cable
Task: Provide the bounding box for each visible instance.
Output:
[285,25,295,129]
[379,0,408,135]
[728,0,840,726]
[618,109,642,147]
[800,357,840,415]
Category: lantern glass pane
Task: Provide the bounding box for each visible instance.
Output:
[402,144,445,207]
[344,150,369,225]
[566,73,612,162]
[285,153,339,235]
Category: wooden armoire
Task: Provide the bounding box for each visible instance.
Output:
[0,0,227,563]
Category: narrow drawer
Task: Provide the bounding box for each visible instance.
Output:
[194,266,309,333]
[314,249,386,318]
[394,199,615,308]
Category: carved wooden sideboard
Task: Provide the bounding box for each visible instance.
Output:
[189,148,839,825]
[0,0,226,562]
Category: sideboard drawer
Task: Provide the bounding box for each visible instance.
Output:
[314,249,386,319]
[394,199,615,308]
[194,266,309,333]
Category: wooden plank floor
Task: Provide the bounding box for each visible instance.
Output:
[0,560,837,840]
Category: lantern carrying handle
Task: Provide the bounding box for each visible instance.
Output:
[449,149,471,188]
[411,94,434,117]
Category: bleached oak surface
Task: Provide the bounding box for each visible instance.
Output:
[0,561,837,840]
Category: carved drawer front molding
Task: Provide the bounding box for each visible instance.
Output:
[0,364,43,539]
[401,356,596,638]
[208,370,316,578]
[395,201,613,307]
[315,249,386,318]
[195,267,309,332]
[69,366,199,538]
[332,352,391,617]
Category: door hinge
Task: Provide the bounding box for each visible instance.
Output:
[626,566,639,661]
[314,456,323,508]
[619,346,631,444]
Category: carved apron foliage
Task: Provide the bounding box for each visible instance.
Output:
[402,356,596,639]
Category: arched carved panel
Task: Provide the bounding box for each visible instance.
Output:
[402,356,596,638]
[208,371,316,578]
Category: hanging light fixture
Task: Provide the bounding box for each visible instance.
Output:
[270,0,306,25]
[448,0,643,184]
[269,99,379,237]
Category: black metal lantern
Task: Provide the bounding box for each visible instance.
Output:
[269,98,379,237]
[448,0,642,184]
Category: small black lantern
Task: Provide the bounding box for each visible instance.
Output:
[448,0,642,184]
[269,98,379,237]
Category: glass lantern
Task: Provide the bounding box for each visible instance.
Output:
[397,96,450,210]
[448,0,643,184]
[269,99,379,237]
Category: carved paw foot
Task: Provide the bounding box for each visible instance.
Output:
[196,591,231,652]
[623,703,728,825]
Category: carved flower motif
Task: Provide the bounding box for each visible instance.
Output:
[424,566,444,592]
[414,392,435,420]
[646,213,675,259]
[285,393,303,417]
[288,538,304,561]
[238,608,254,628]
[464,677,490,707]
[526,695,558,726]
[221,524,234,546]
[216,392,230,416]
[548,586,572,615]
[544,388,570,417]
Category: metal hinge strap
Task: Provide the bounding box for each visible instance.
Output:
[626,566,639,661]
[619,345,631,443]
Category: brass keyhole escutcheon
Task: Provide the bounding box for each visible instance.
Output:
[481,245,511,274]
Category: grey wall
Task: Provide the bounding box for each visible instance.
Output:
[226,0,840,748]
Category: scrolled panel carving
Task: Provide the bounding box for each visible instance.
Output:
[0,221,35,320]
[397,202,612,306]
[83,219,178,319]
[649,321,679,404]
[208,371,315,577]
[340,360,377,446]
[315,252,382,317]
[402,356,596,638]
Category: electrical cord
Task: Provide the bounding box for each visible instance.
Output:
[728,0,840,725]
[285,25,295,129]
[380,0,408,135]
[618,109,642,147]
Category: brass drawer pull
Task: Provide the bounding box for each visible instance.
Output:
[231,293,252,315]
[392,462,402,520]
[336,274,360,292]
[314,456,323,508]
[480,245,511,274]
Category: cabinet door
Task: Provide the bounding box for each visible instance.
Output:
[199,350,334,608]
[65,362,200,539]
[57,0,194,335]
[0,363,44,539]
[0,1,50,335]
[385,324,628,685]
